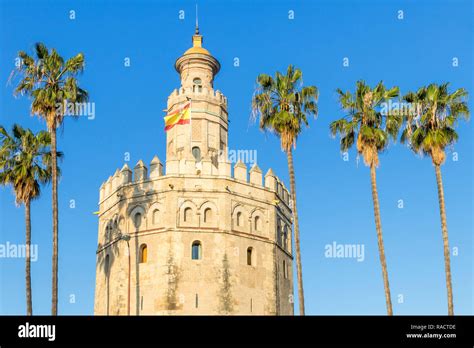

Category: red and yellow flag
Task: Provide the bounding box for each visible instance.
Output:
[164,101,191,131]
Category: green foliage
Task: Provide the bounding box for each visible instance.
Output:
[252,65,319,152]
[401,83,469,165]
[13,42,88,129]
[330,80,401,166]
[0,124,61,205]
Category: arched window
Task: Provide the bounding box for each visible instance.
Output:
[236,212,242,227]
[192,146,201,162]
[247,247,253,266]
[105,225,111,241]
[184,207,192,222]
[139,244,148,263]
[168,139,174,153]
[204,208,212,223]
[104,254,110,275]
[152,209,159,225]
[193,78,202,93]
[192,241,202,260]
[277,219,282,245]
[134,212,142,229]
[283,226,289,250]
[254,216,261,231]
[283,260,287,279]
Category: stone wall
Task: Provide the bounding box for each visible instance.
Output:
[94,158,294,315]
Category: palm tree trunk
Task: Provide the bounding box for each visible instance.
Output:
[51,127,58,315]
[370,164,393,315]
[287,149,305,315]
[25,199,32,315]
[434,164,454,315]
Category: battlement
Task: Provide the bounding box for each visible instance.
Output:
[167,87,227,109]
[99,157,290,207]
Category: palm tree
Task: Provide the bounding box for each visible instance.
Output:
[252,65,318,315]
[13,43,88,315]
[330,80,401,315]
[0,124,58,315]
[401,83,469,315]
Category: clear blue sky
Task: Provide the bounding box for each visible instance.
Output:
[0,0,472,315]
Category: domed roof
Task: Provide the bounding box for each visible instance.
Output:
[184,46,211,56]
[182,29,212,56]
[175,27,220,75]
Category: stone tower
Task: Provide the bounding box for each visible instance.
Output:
[166,26,228,176]
[94,27,294,315]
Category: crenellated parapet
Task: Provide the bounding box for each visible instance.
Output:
[167,87,228,110]
[134,160,147,181]
[99,156,290,212]
[121,163,132,184]
[149,155,163,178]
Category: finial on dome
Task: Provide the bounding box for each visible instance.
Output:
[192,32,203,48]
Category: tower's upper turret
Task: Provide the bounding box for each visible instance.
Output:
[175,26,221,90]
[166,28,229,176]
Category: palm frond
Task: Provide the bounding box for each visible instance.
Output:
[0,124,57,204]
[330,81,400,166]
[251,65,318,152]
[13,43,88,129]
[401,83,469,164]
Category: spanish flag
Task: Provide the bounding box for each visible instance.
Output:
[164,101,191,131]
